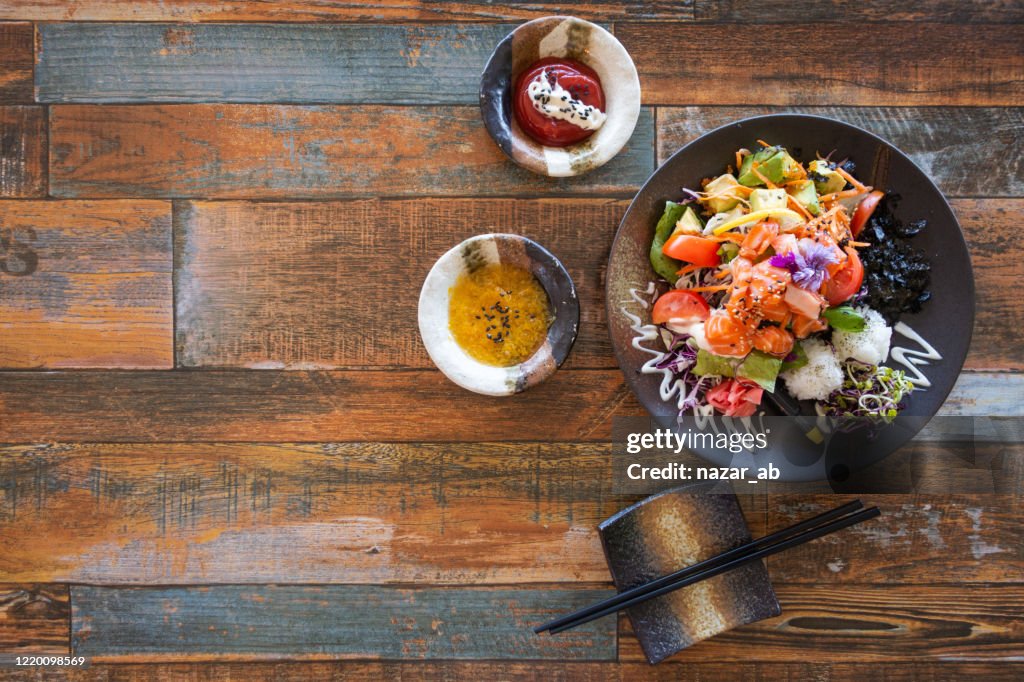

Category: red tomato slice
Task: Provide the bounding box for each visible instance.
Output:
[851,190,884,237]
[652,290,711,325]
[825,247,865,306]
[662,234,721,267]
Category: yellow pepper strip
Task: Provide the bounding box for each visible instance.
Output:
[711,208,804,235]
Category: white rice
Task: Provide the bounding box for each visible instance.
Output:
[832,306,892,366]
[781,338,844,401]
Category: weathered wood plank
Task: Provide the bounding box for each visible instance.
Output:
[0,369,632,443]
[0,200,173,369]
[0,443,765,585]
[3,0,1021,22]
[765,495,1023,584]
[37,24,512,104]
[175,198,625,370]
[0,585,69,655]
[657,107,1024,198]
[0,23,33,103]
[622,24,1024,105]
[0,106,45,198]
[0,371,1016,442]
[0,1,696,22]
[956,199,1024,371]
[173,197,1021,371]
[699,0,1024,23]
[619,585,1024,662]
[3,662,1022,682]
[70,584,617,660]
[0,370,1016,443]
[49,105,654,198]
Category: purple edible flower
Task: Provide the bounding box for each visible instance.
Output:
[770,238,838,292]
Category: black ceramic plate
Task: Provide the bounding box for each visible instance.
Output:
[606,114,975,481]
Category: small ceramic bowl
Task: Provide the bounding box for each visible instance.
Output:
[600,485,781,664]
[419,234,579,396]
[480,16,641,177]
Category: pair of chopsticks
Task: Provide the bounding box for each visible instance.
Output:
[535,499,879,635]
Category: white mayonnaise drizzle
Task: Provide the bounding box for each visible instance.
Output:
[527,72,606,131]
[889,321,942,389]
[620,283,715,416]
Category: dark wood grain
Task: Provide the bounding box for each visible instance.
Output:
[0,200,173,369]
[49,105,654,198]
[619,585,1024,662]
[765,495,1023,584]
[3,662,1023,682]
[2,0,1020,22]
[0,370,1016,444]
[0,442,765,585]
[0,23,33,103]
[0,107,46,198]
[0,1,696,21]
[37,23,511,104]
[70,584,617,660]
[622,24,1024,105]
[657,107,1024,197]
[174,197,1021,371]
[175,198,625,369]
[0,584,69,655]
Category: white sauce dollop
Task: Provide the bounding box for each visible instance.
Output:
[527,71,607,132]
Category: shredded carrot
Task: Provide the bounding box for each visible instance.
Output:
[786,194,814,220]
[756,139,773,149]
[684,285,731,293]
[819,188,862,203]
[750,165,777,189]
[835,166,868,192]
[675,264,704,276]
[713,268,732,279]
[706,232,745,243]
[848,240,870,248]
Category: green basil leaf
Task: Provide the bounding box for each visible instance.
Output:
[824,306,866,332]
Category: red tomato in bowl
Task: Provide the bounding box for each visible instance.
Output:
[662,234,721,267]
[652,290,711,325]
[851,190,884,237]
[825,247,865,305]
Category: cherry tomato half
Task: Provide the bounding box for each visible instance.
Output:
[825,247,865,306]
[851,190,884,238]
[662,234,721,267]
[652,290,711,326]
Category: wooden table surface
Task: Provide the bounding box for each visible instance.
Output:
[0,2,1022,680]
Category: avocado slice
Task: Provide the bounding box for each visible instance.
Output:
[786,179,821,216]
[738,147,778,182]
[808,159,846,195]
[650,201,685,284]
[739,149,801,187]
[704,205,746,234]
[702,173,743,214]
[674,205,705,235]
[749,188,788,212]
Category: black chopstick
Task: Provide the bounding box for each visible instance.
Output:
[535,499,863,634]
[541,504,881,635]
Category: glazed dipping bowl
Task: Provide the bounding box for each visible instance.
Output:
[480,16,641,177]
[419,234,579,396]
